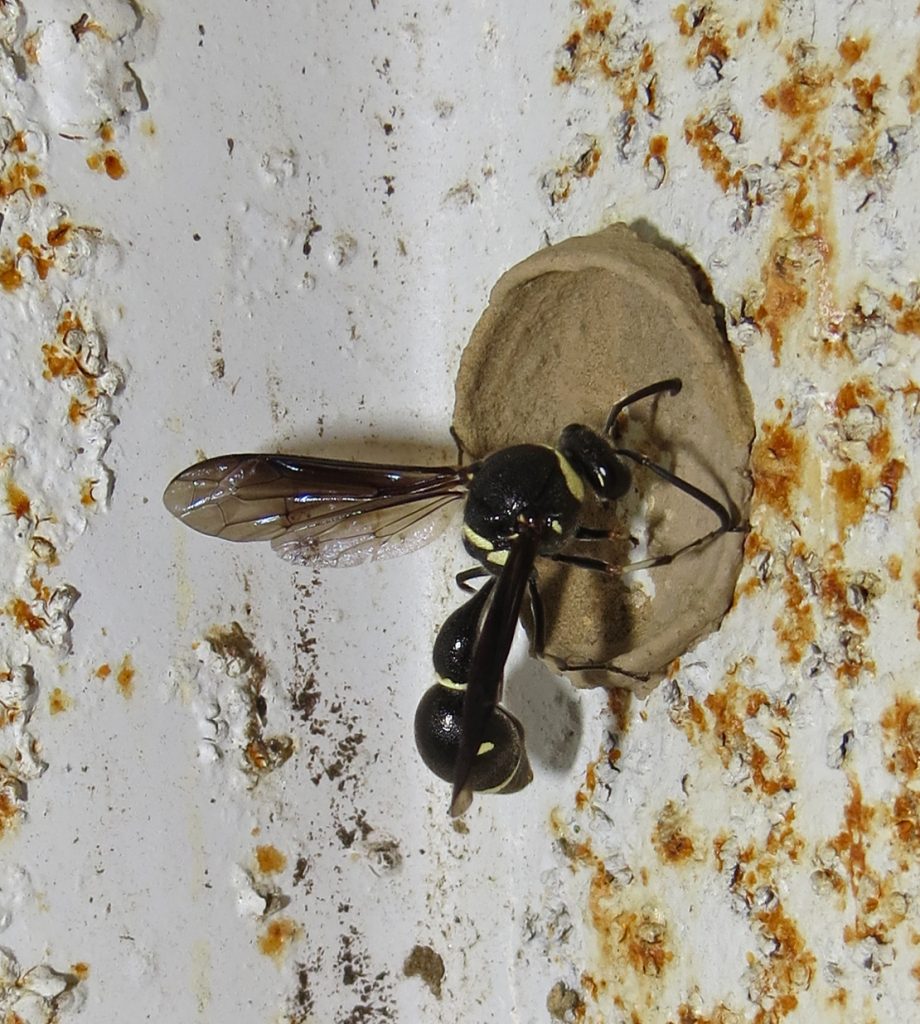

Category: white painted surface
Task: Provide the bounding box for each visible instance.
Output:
[1,2,919,1022]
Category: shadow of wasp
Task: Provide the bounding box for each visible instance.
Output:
[164,378,740,815]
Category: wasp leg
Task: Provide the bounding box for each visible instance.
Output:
[549,524,729,577]
[455,565,491,593]
[527,576,545,656]
[613,448,737,532]
[603,378,682,434]
[574,524,635,543]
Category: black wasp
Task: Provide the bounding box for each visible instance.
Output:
[164,378,738,815]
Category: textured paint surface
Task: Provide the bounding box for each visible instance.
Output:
[0,1,918,1022]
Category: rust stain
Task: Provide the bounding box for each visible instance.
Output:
[258,917,300,960]
[704,677,796,796]
[905,43,920,114]
[0,789,22,840]
[752,44,844,365]
[0,251,23,291]
[68,397,89,424]
[652,801,696,863]
[48,687,72,714]
[15,232,54,279]
[881,695,920,779]
[116,654,135,698]
[683,112,746,192]
[254,844,288,875]
[5,481,31,520]
[6,596,48,634]
[95,663,112,680]
[644,134,668,179]
[750,418,804,519]
[86,149,126,180]
[206,622,294,777]
[829,779,873,895]
[80,479,97,507]
[838,35,870,67]
[41,311,100,398]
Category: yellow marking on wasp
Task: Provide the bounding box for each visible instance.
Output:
[555,449,585,502]
[487,549,509,566]
[463,524,493,551]
[477,741,495,756]
[481,762,520,794]
[550,519,562,534]
[436,674,466,692]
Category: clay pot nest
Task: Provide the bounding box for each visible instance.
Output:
[452,224,754,695]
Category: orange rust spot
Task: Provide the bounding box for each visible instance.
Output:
[692,29,729,71]
[6,597,47,634]
[585,10,612,34]
[762,64,834,121]
[830,779,873,893]
[851,73,883,114]
[834,378,874,414]
[258,917,299,959]
[829,464,866,534]
[5,481,31,520]
[881,695,920,779]
[0,158,44,200]
[706,678,796,796]
[68,397,89,424]
[886,554,902,581]
[99,121,115,143]
[683,114,743,191]
[71,962,90,980]
[47,222,73,247]
[837,73,885,177]
[754,238,811,364]
[80,479,97,507]
[673,3,694,36]
[86,150,126,180]
[892,789,920,856]
[0,789,22,839]
[652,802,695,863]
[255,844,287,875]
[880,458,905,508]
[759,0,780,32]
[49,687,72,714]
[774,565,816,665]
[607,687,632,734]
[0,252,23,291]
[21,31,39,63]
[116,654,135,698]
[752,902,816,1008]
[16,233,54,280]
[95,663,112,679]
[42,320,99,397]
[604,907,672,977]
[750,418,804,518]
[838,35,870,66]
[645,134,668,174]
[905,45,920,114]
[895,302,920,337]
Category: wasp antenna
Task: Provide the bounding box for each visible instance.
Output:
[603,377,682,435]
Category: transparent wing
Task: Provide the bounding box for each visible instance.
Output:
[164,453,471,568]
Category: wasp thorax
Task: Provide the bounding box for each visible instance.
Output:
[463,445,583,563]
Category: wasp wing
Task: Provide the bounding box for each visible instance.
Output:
[164,454,471,569]
[450,530,539,817]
